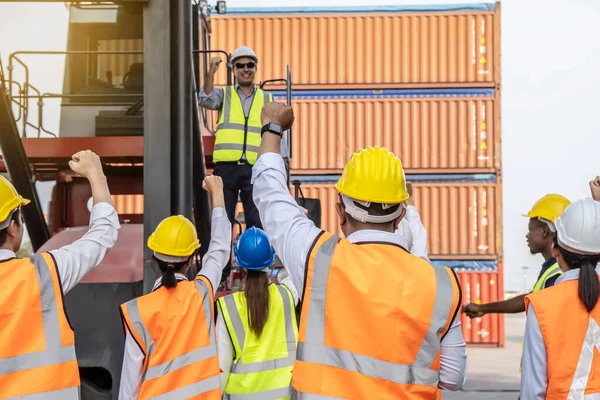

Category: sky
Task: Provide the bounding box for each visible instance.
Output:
[1,0,599,292]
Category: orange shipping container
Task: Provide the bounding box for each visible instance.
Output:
[97,39,143,87]
[296,179,498,259]
[284,90,497,173]
[455,271,504,346]
[209,4,499,89]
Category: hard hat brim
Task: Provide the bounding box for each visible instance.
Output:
[336,182,409,205]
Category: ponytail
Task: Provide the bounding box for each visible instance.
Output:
[555,236,600,312]
[243,270,271,338]
[153,256,190,289]
[161,266,178,289]
[578,261,600,312]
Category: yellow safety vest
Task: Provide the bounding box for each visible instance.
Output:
[214,86,273,165]
[217,284,298,400]
[532,262,563,292]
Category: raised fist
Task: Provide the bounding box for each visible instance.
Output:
[209,56,222,74]
[69,150,104,180]
[261,102,295,132]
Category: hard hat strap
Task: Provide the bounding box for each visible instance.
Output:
[153,251,190,263]
[537,217,557,233]
[0,207,19,230]
[340,194,404,224]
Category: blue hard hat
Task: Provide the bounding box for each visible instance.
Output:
[234,227,276,270]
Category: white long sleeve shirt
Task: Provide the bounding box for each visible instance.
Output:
[521,268,599,399]
[251,152,467,391]
[395,205,429,261]
[0,201,120,293]
[217,275,299,392]
[118,207,231,400]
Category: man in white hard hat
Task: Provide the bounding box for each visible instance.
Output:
[199,46,289,285]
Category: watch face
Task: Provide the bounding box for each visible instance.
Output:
[269,123,282,134]
[263,123,283,137]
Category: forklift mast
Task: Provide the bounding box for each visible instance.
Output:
[0,1,295,397]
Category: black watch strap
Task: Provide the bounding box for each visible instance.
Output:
[261,123,283,138]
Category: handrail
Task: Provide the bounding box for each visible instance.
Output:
[259,65,293,159]
[8,50,144,138]
[193,49,232,86]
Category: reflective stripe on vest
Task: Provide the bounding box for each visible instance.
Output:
[220,284,297,399]
[295,235,456,396]
[533,262,563,292]
[569,317,600,398]
[0,254,79,399]
[125,279,219,397]
[214,86,272,164]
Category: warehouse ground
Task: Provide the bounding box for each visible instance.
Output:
[443,313,524,399]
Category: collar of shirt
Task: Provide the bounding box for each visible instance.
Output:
[0,248,16,261]
[345,229,409,250]
[536,257,558,281]
[555,265,600,284]
[235,83,256,99]
[152,272,189,291]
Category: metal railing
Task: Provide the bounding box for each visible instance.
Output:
[8,50,144,138]
[260,64,293,159]
[193,49,232,132]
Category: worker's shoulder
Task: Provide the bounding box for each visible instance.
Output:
[528,280,577,304]
[216,290,239,304]
[259,88,274,98]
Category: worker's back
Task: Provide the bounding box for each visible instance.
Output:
[293,232,461,399]
[0,253,80,398]
[218,283,298,398]
[121,276,221,399]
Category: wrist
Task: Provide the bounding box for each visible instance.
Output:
[211,194,225,209]
[88,172,107,184]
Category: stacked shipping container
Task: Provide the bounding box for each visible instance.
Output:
[208,2,503,345]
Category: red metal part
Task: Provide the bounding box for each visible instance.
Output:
[50,176,144,234]
[0,136,216,176]
[38,223,144,284]
[456,271,504,347]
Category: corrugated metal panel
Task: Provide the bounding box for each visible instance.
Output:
[211,10,496,88]
[97,39,143,87]
[298,181,497,258]
[455,271,503,346]
[112,194,144,215]
[223,4,496,14]
[432,260,496,271]
[288,94,496,173]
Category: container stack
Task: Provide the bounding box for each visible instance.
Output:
[211,2,503,346]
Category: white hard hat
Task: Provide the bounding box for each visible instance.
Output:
[555,197,600,255]
[231,46,258,64]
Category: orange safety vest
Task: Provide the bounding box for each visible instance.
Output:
[0,253,80,399]
[525,278,600,399]
[292,232,461,399]
[120,275,221,399]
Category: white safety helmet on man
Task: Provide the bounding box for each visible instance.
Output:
[231,46,258,64]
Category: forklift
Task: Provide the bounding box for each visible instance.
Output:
[0,0,297,397]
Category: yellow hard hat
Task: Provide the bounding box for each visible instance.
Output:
[525,194,571,223]
[336,146,409,204]
[0,175,29,226]
[147,215,200,257]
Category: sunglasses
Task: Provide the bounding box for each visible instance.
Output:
[235,62,256,69]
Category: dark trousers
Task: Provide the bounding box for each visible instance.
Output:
[213,162,263,282]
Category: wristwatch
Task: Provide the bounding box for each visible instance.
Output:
[261,122,283,138]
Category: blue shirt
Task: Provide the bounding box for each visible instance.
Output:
[536,257,559,289]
